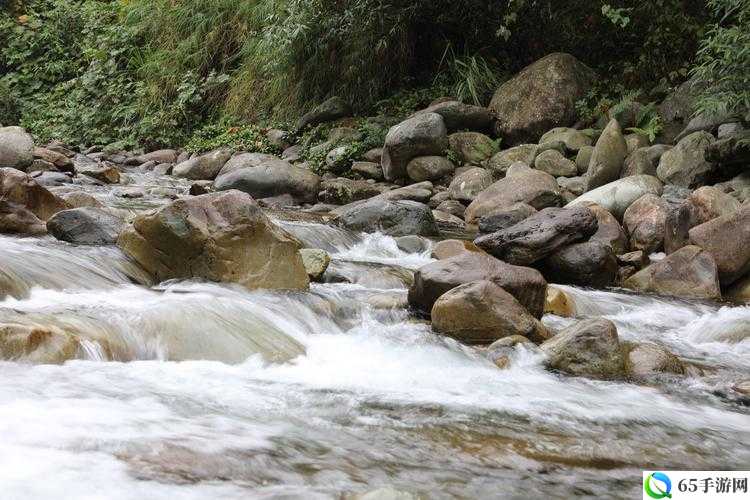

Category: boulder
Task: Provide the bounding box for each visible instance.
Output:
[544,286,577,317]
[623,245,721,300]
[575,146,594,174]
[448,132,496,165]
[381,113,448,181]
[46,207,125,245]
[541,240,618,288]
[432,209,465,230]
[688,204,750,285]
[656,131,715,188]
[0,200,46,235]
[0,126,34,170]
[137,149,178,164]
[333,198,438,237]
[319,178,388,205]
[726,274,750,304]
[477,202,536,233]
[217,153,281,177]
[464,164,560,223]
[447,167,493,203]
[430,239,482,260]
[55,191,103,209]
[474,206,598,265]
[296,96,351,132]
[395,235,430,254]
[406,156,455,182]
[299,248,331,282]
[585,119,628,190]
[622,194,669,254]
[706,132,750,170]
[325,145,352,174]
[431,280,550,344]
[534,149,577,177]
[117,190,309,290]
[621,145,670,178]
[33,147,74,172]
[408,252,547,317]
[435,199,465,219]
[625,133,649,154]
[487,335,539,369]
[578,202,628,254]
[214,161,321,203]
[540,318,625,378]
[173,149,232,180]
[539,127,592,152]
[687,186,741,226]
[625,343,685,377]
[351,161,384,181]
[74,157,120,184]
[490,53,596,144]
[566,175,663,220]
[0,167,68,225]
[486,144,537,177]
[412,101,493,132]
[378,181,433,203]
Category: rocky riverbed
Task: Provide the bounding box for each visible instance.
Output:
[1,52,750,498]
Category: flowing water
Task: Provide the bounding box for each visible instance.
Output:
[1,168,750,499]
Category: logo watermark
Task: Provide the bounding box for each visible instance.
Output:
[643,471,749,499]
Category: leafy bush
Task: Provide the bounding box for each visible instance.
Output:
[184,123,280,154]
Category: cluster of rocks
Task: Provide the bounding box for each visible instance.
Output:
[1,51,748,380]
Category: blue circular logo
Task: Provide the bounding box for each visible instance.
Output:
[644,472,672,499]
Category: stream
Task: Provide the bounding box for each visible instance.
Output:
[1,167,750,499]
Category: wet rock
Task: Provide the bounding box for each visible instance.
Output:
[687,186,741,226]
[319,178,388,204]
[534,149,577,177]
[656,131,715,188]
[296,96,351,132]
[412,100,493,133]
[55,191,102,209]
[47,207,125,245]
[74,157,121,184]
[0,322,82,364]
[566,175,663,220]
[0,167,68,227]
[214,161,321,204]
[430,239,482,260]
[448,167,493,203]
[623,194,668,254]
[585,119,628,190]
[0,200,46,235]
[464,164,561,223]
[406,156,455,182]
[435,199,465,219]
[33,147,73,172]
[475,206,598,265]
[0,126,34,170]
[300,248,331,282]
[542,240,618,288]
[408,252,547,317]
[486,335,538,369]
[448,132,497,165]
[395,235,430,254]
[216,153,280,177]
[544,286,576,317]
[478,203,537,234]
[539,127,592,152]
[382,113,449,181]
[173,149,232,180]
[117,190,309,290]
[379,181,433,203]
[540,318,625,378]
[490,53,596,144]
[137,149,178,164]
[432,280,550,344]
[726,274,750,304]
[31,171,72,187]
[625,343,685,377]
[624,245,721,300]
[688,204,750,286]
[486,144,537,177]
[578,202,628,254]
[353,487,418,500]
[334,198,438,237]
[351,161,383,181]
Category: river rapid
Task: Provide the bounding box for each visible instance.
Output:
[1,167,749,499]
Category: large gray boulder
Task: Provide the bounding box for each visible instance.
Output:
[566,175,663,220]
[688,204,750,286]
[474,206,598,265]
[448,132,497,165]
[585,119,628,190]
[431,280,550,344]
[46,207,125,245]
[489,53,596,144]
[539,127,593,152]
[540,318,625,379]
[448,167,493,203]
[622,145,671,178]
[624,245,721,300]
[214,161,321,203]
[408,252,547,317]
[464,164,560,223]
[333,198,438,237]
[173,149,232,180]
[412,101,493,133]
[381,113,448,181]
[478,202,537,234]
[534,149,577,177]
[117,190,309,290]
[656,131,715,188]
[542,240,618,288]
[216,153,280,177]
[0,126,34,170]
[486,144,537,177]
[406,156,455,182]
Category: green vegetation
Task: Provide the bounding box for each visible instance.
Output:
[0,0,746,150]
